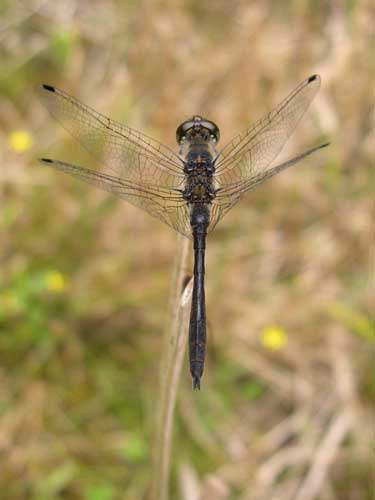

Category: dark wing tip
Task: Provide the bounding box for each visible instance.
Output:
[42,84,56,92]
[308,74,319,83]
[39,158,53,163]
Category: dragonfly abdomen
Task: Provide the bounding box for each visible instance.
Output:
[189,203,209,390]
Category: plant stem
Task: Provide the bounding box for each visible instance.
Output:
[150,233,192,500]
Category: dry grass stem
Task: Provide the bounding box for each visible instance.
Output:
[151,233,192,500]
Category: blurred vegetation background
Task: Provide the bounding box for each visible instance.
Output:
[0,1,373,499]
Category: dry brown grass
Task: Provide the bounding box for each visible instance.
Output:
[0,1,373,499]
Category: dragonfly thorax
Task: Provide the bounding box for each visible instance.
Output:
[184,149,214,174]
[182,148,217,203]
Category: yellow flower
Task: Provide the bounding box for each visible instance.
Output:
[8,130,33,152]
[45,271,66,292]
[260,325,287,350]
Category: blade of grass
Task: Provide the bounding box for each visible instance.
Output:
[150,233,192,500]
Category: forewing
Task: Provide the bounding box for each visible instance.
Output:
[207,75,323,232]
[40,158,192,238]
[214,75,321,185]
[37,84,185,188]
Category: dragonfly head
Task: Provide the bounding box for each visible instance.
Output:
[176,116,220,146]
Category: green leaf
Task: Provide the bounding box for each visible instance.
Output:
[50,30,77,65]
[328,302,375,341]
[85,483,115,500]
[242,381,266,400]
[40,462,77,495]
[122,432,147,462]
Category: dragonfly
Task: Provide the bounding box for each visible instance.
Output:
[38,74,328,390]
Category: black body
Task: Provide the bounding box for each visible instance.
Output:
[37,75,329,389]
[178,117,219,389]
[189,204,208,390]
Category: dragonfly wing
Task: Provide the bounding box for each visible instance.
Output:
[214,75,322,185]
[208,142,329,233]
[40,158,192,238]
[37,84,185,187]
